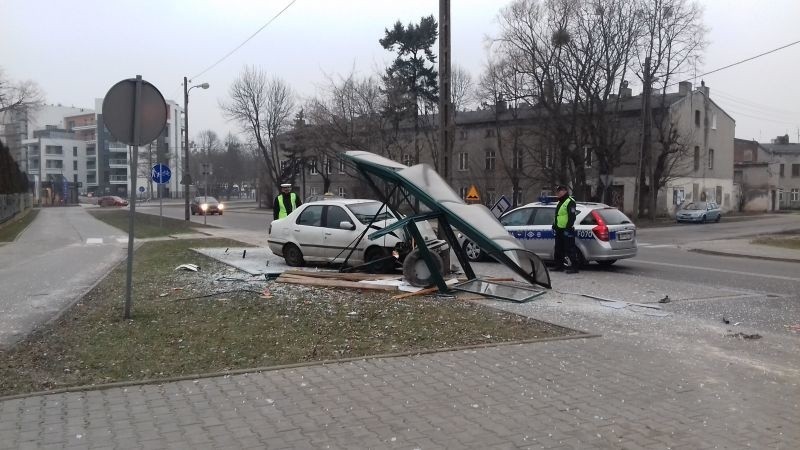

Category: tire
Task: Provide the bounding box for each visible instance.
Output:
[364,246,395,273]
[283,243,305,267]
[462,240,484,262]
[219,212,223,215]
[701,214,707,223]
[597,259,617,267]
[402,248,444,287]
[715,214,720,223]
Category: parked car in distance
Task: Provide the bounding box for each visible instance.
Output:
[675,201,721,223]
[457,201,637,267]
[97,196,128,207]
[268,198,444,270]
[190,196,224,215]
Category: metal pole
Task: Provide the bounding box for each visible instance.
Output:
[159,182,163,228]
[204,166,208,226]
[124,75,143,320]
[183,76,191,221]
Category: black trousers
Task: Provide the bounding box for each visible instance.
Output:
[554,228,579,268]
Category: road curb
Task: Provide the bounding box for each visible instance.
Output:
[688,248,800,264]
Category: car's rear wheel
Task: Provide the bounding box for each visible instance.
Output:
[462,240,484,262]
[715,214,720,223]
[364,246,395,273]
[701,214,707,223]
[402,248,444,287]
[283,243,305,267]
[597,259,617,267]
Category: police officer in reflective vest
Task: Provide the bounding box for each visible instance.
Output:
[552,184,579,273]
[273,183,301,220]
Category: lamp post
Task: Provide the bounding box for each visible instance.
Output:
[183,76,209,220]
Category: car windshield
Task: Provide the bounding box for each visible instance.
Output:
[346,201,395,224]
[197,197,218,203]
[684,202,706,210]
[595,208,633,225]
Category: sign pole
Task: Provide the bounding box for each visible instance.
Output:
[123,76,143,320]
[159,182,163,228]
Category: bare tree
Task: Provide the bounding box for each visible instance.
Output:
[0,68,43,114]
[451,65,475,112]
[220,66,296,202]
[636,0,707,218]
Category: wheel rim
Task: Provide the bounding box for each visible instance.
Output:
[284,244,304,266]
[464,241,481,261]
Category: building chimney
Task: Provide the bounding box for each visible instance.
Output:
[698,80,709,98]
[496,94,507,113]
[618,80,631,98]
[678,81,692,96]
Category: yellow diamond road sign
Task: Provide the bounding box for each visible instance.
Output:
[465,185,480,201]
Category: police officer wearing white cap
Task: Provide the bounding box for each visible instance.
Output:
[273,182,301,220]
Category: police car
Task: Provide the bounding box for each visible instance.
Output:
[458,200,637,266]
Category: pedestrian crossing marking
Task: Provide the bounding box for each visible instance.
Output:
[86,238,103,244]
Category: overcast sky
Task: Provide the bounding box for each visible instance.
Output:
[2,0,799,144]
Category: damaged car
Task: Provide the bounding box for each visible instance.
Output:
[268,198,446,271]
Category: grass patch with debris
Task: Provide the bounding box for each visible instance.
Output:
[751,233,800,250]
[0,238,578,396]
[88,209,207,238]
[0,209,39,242]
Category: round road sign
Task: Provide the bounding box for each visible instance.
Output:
[102,77,167,146]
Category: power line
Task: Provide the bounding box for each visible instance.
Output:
[189,0,298,81]
[668,39,800,88]
[713,88,800,115]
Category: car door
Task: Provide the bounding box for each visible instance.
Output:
[293,205,326,261]
[501,206,553,260]
[322,205,359,262]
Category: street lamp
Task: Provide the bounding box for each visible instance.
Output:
[183,76,209,220]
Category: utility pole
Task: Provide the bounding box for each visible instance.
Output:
[438,0,452,184]
[634,57,652,220]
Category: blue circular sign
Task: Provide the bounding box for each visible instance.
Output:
[151,163,171,184]
[138,186,145,193]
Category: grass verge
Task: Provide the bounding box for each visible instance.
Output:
[0,238,580,396]
[0,209,39,242]
[751,233,800,250]
[88,209,206,238]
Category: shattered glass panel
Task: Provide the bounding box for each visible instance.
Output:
[452,279,547,303]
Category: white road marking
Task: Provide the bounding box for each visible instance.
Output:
[86,238,103,244]
[634,259,800,282]
[116,238,128,243]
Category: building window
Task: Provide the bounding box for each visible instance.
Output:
[323,156,332,174]
[486,188,496,207]
[673,188,685,205]
[459,186,468,200]
[309,158,318,175]
[778,189,783,202]
[310,186,319,196]
[485,150,495,171]
[792,189,800,202]
[584,146,593,168]
[485,128,495,138]
[402,153,413,167]
[711,114,717,130]
[512,151,523,170]
[280,159,289,173]
[512,187,523,206]
[73,146,78,156]
[73,160,78,170]
[743,150,753,162]
[708,148,714,170]
[458,152,469,171]
[45,159,63,169]
[544,148,553,169]
[459,130,468,140]
[694,110,700,127]
[338,158,345,174]
[338,187,346,197]
[780,164,785,177]
[792,164,800,177]
[45,145,63,155]
[693,146,700,171]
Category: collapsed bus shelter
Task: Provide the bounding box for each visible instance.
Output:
[343,151,551,303]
